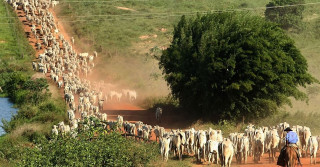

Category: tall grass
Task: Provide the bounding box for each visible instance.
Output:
[0,1,34,63]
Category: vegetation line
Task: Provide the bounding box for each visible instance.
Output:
[2,1,320,19]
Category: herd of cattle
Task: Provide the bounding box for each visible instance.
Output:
[7,0,138,111]
[55,111,320,167]
[6,0,320,166]
[152,122,319,166]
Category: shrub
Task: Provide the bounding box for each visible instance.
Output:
[18,131,159,167]
[265,0,305,30]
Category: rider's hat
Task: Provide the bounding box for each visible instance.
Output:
[284,127,293,131]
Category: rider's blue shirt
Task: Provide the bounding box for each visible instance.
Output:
[286,131,298,144]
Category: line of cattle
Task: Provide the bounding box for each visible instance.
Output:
[7,0,320,166]
[8,0,138,117]
[55,110,320,167]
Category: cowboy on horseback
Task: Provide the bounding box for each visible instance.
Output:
[277,127,302,166]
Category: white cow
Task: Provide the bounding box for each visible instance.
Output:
[114,92,122,102]
[58,121,66,136]
[267,129,280,162]
[308,136,318,164]
[81,111,88,120]
[70,119,78,131]
[67,109,75,121]
[237,136,249,164]
[98,100,104,111]
[108,91,117,101]
[207,140,220,164]
[172,132,183,160]
[160,137,171,162]
[142,129,149,140]
[185,128,195,154]
[64,125,71,135]
[52,0,59,7]
[51,125,58,137]
[124,121,136,136]
[220,138,234,167]
[135,121,143,131]
[154,126,164,142]
[196,130,207,162]
[128,90,137,102]
[253,137,264,163]
[117,115,124,128]
[101,113,107,122]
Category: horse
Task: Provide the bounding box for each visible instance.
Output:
[285,146,298,167]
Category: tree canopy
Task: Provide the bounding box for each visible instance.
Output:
[265,0,305,30]
[159,12,316,120]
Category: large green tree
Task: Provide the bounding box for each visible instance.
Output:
[265,0,305,30]
[159,13,315,120]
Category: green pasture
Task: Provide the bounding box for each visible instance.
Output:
[0,1,34,73]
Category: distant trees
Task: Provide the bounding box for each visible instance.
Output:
[265,0,305,30]
[159,13,315,120]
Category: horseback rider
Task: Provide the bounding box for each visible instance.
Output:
[277,127,302,166]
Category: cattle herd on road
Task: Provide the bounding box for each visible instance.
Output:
[55,109,320,167]
[6,0,320,166]
[7,0,137,116]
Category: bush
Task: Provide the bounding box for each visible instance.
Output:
[0,135,24,162]
[265,0,305,30]
[18,131,159,167]
[140,95,179,111]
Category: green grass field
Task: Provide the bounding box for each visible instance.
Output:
[0,1,35,73]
